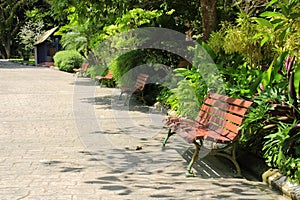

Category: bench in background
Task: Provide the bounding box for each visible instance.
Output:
[119,73,149,105]
[95,70,114,87]
[73,63,89,77]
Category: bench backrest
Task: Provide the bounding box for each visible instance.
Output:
[81,63,89,72]
[196,93,253,142]
[134,73,149,90]
[105,70,113,79]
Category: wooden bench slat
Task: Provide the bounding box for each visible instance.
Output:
[203,99,249,116]
[204,129,232,143]
[209,93,253,108]
[195,103,212,122]
[209,119,240,134]
[200,104,244,125]
[134,73,149,89]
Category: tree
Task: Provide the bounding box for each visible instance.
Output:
[0,0,28,58]
[0,0,58,59]
[18,20,44,60]
[200,0,218,41]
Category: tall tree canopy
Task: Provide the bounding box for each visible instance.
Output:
[49,0,205,55]
[0,0,60,58]
[0,0,29,58]
[1,0,269,58]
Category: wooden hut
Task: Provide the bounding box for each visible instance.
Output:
[34,26,61,66]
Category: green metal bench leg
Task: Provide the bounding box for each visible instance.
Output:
[211,143,242,177]
[186,140,202,177]
[162,129,175,147]
[231,143,242,177]
[141,92,146,105]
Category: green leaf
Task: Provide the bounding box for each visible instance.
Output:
[255,18,274,29]
[200,41,216,60]
[294,63,300,95]
[261,35,271,46]
[253,33,263,39]
[250,75,262,94]
[271,18,284,25]
[280,5,289,17]
[274,21,285,31]
[276,151,285,166]
[267,0,278,8]
[290,13,300,19]
[261,65,273,87]
[279,27,290,41]
[274,51,289,69]
[166,9,175,15]
[260,11,284,18]
[274,73,284,82]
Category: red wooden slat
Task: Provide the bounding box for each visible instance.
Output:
[205,129,238,143]
[196,105,212,123]
[221,121,240,134]
[209,93,253,108]
[204,99,249,116]
[134,73,149,90]
[200,107,244,127]
[204,129,231,143]
[201,105,244,125]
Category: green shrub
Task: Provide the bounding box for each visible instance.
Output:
[53,50,84,72]
[109,50,147,86]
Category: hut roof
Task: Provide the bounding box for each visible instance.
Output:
[34,26,59,45]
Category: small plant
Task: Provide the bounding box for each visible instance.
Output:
[241,53,299,183]
[263,121,300,183]
[18,20,44,60]
[53,50,84,72]
[173,66,208,118]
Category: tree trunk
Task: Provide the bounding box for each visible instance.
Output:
[200,0,218,41]
[4,40,11,59]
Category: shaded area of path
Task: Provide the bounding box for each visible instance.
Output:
[0,60,288,199]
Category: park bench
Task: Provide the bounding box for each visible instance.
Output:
[95,69,114,87]
[162,93,253,177]
[119,73,149,105]
[73,62,89,77]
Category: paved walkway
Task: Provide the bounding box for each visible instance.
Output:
[0,60,288,199]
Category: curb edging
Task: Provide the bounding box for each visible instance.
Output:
[238,150,300,200]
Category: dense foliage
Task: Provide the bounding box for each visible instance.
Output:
[53,50,84,72]
[0,0,60,59]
